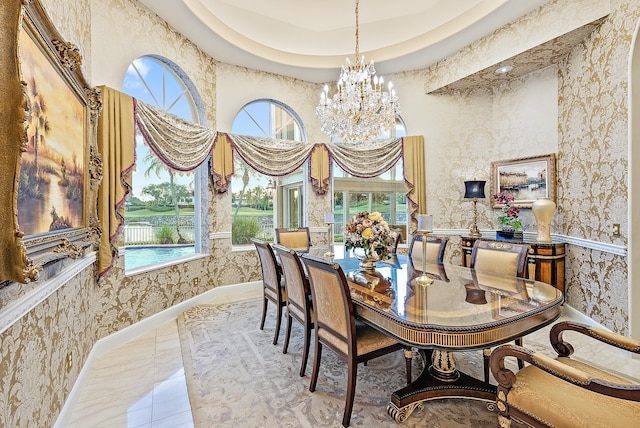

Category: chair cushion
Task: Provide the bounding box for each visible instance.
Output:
[506,357,640,427]
[355,320,398,357]
[279,232,309,251]
[410,241,441,264]
[474,248,519,276]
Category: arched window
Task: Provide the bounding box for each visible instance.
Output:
[231,99,306,245]
[121,55,206,271]
[333,116,408,243]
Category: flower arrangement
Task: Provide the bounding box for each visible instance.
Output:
[494,192,522,231]
[344,211,396,260]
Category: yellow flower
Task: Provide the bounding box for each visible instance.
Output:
[369,212,383,222]
[362,227,373,239]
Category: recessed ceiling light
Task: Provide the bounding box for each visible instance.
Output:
[495,65,513,74]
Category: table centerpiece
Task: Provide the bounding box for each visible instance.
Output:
[344,211,396,270]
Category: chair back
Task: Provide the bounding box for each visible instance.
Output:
[409,235,449,265]
[275,227,311,253]
[470,240,529,278]
[251,238,283,300]
[301,254,354,357]
[391,231,402,255]
[273,244,310,321]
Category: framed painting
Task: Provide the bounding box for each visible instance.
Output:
[491,154,556,208]
[0,0,102,284]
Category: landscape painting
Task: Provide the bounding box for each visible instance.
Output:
[491,154,556,208]
[17,27,85,236]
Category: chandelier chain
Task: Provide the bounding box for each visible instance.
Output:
[355,0,359,61]
[315,0,400,142]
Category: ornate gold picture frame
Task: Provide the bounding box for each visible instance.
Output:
[491,153,557,208]
[0,0,102,284]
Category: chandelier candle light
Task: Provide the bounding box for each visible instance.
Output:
[316,0,399,142]
[415,214,434,286]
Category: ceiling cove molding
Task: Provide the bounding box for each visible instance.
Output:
[424,0,610,94]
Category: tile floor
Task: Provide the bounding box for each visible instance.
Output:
[62,303,640,428]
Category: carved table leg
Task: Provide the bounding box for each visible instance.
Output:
[387,401,424,423]
[428,350,460,382]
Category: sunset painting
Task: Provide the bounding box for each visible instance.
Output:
[17,27,85,236]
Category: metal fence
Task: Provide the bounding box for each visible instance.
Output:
[124,223,196,245]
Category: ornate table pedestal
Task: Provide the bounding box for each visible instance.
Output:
[387,349,496,423]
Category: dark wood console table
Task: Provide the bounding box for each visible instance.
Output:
[461,236,566,294]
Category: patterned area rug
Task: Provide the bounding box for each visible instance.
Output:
[177,298,516,427]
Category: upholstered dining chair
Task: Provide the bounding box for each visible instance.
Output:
[301,254,411,428]
[251,238,286,345]
[469,239,530,381]
[490,321,640,427]
[390,230,402,256]
[408,234,449,264]
[275,227,311,253]
[273,244,314,377]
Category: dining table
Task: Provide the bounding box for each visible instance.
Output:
[319,247,564,423]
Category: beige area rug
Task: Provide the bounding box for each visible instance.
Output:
[177,298,520,427]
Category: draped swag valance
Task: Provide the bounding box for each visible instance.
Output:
[96,86,425,279]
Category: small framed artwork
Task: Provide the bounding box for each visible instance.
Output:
[491,153,556,208]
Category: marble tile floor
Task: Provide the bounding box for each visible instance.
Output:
[63,304,640,428]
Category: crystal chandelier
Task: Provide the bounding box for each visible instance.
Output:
[316,0,400,143]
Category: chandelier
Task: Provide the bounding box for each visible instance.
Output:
[316,0,400,143]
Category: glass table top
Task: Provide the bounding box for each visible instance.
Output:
[330,252,563,332]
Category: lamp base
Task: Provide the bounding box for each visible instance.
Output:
[469,227,482,238]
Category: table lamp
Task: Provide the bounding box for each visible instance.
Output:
[464,180,486,238]
[324,213,335,258]
[415,214,434,286]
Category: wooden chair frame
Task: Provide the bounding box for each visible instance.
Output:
[301,254,410,427]
[469,239,530,381]
[408,235,449,264]
[490,321,640,427]
[273,244,314,376]
[252,238,286,345]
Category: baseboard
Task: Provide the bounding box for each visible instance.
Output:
[55,281,262,427]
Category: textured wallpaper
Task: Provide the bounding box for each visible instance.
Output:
[2,0,639,426]
[557,0,638,333]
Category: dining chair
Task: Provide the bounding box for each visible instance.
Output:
[273,244,314,377]
[490,321,640,427]
[469,239,530,381]
[390,230,402,256]
[275,227,312,253]
[408,234,449,264]
[301,254,411,428]
[251,238,286,345]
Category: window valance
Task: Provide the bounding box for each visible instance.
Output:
[96,86,425,280]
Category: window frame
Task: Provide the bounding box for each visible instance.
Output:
[121,55,208,273]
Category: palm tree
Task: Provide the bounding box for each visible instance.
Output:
[233,163,251,220]
[27,76,51,191]
[143,152,186,244]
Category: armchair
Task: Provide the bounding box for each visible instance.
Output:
[490,321,640,427]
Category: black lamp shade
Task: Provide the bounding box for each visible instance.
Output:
[464,180,486,199]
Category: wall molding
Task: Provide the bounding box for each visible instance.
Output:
[0,252,97,336]
[435,229,627,256]
[209,231,232,240]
